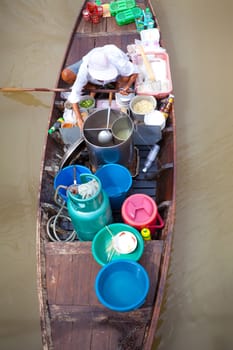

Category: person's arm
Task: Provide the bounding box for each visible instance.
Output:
[72,102,84,129]
[117,73,138,95]
[68,64,89,129]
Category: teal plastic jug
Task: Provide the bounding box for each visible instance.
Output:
[67,174,112,241]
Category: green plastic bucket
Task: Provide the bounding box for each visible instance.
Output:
[92,223,144,266]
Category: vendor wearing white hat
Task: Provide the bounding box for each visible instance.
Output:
[61,44,138,129]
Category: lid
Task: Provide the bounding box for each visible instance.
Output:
[144,110,166,129]
[122,194,157,227]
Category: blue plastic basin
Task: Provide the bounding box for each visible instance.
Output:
[95,260,150,312]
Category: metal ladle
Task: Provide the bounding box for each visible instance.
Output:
[98,92,113,144]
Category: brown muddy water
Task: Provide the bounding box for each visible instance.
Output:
[0,1,233,349]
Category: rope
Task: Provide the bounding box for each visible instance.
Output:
[46,193,76,242]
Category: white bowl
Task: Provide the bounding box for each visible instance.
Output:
[115,92,135,107]
[113,231,137,254]
[78,95,95,111]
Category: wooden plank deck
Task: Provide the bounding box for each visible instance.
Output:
[63,3,144,67]
[45,240,163,349]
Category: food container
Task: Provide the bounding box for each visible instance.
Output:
[115,7,143,26]
[78,95,95,112]
[115,92,135,108]
[129,95,157,121]
[83,110,134,169]
[109,0,136,16]
[121,193,164,234]
[59,126,82,146]
[133,51,173,98]
[144,110,166,130]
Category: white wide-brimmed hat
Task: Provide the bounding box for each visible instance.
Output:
[88,50,118,81]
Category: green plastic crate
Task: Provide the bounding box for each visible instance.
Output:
[115,7,143,26]
[110,0,136,16]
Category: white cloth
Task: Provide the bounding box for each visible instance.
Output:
[68,45,138,104]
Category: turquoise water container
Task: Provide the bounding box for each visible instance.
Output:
[67,174,112,241]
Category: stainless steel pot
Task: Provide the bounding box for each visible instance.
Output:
[83,108,134,169]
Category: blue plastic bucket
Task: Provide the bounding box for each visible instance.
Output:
[54,165,92,202]
[95,163,132,210]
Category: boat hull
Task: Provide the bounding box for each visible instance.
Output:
[37,1,176,349]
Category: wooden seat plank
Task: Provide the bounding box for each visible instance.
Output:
[46,240,163,308]
[51,321,73,350]
[51,320,92,350]
[54,254,74,305]
[73,254,92,305]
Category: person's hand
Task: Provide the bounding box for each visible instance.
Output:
[72,102,84,130]
[76,117,84,130]
[119,87,130,95]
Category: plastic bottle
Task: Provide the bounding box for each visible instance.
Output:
[142,144,160,173]
[143,7,154,29]
[160,94,174,119]
[135,16,144,32]
[144,7,152,21]
[48,118,64,134]
[144,7,152,24]
[141,228,151,240]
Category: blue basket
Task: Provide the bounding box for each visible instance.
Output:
[95,260,150,312]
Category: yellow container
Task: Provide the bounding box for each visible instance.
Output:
[141,228,151,240]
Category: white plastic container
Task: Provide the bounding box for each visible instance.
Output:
[115,92,135,108]
[144,110,166,130]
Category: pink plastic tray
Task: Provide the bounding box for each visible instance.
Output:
[133,51,173,99]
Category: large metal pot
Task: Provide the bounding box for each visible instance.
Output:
[83,108,134,170]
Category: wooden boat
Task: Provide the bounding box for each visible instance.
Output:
[37,0,176,349]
